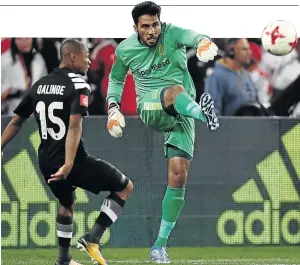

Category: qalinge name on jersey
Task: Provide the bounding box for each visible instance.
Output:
[37,84,65,95]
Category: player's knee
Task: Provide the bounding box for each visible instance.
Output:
[116,180,133,200]
[58,202,75,216]
[71,200,76,212]
[169,168,188,188]
[169,162,188,188]
[124,180,134,195]
[172,84,185,94]
[168,155,190,188]
[163,85,186,107]
[58,197,76,216]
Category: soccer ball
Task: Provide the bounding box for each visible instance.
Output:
[261,20,298,56]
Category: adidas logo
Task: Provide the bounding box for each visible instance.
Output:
[1,130,110,248]
[217,124,300,245]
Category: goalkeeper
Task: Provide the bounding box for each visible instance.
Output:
[106,1,219,263]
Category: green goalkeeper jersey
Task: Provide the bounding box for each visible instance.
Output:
[106,22,209,105]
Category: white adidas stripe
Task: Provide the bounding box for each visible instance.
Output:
[71,77,86,83]
[68,73,78,77]
[74,83,91,91]
[57,230,73,238]
[67,72,90,90]
[101,204,118,223]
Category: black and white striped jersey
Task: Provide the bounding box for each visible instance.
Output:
[14,67,90,168]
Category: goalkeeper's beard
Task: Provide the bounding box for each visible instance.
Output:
[138,33,160,47]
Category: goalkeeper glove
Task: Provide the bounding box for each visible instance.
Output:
[196,39,218,63]
[107,102,125,138]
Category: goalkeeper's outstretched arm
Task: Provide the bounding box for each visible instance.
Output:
[106,47,128,138]
[106,47,129,106]
[166,24,211,49]
[167,24,218,63]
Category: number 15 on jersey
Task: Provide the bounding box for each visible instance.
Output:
[36,101,66,140]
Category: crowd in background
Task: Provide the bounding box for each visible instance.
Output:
[1,37,300,118]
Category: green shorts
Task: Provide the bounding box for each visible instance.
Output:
[137,87,195,160]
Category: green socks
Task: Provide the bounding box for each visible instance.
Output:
[173,92,206,122]
[155,186,186,247]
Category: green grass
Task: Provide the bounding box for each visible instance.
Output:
[2,247,300,265]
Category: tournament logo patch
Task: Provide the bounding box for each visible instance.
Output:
[80,94,88,107]
[158,44,164,56]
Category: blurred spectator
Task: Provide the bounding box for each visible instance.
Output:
[247,38,262,46]
[247,42,271,108]
[1,38,11,54]
[4,37,298,118]
[89,38,137,115]
[88,38,115,115]
[187,38,226,102]
[259,38,300,100]
[38,38,60,73]
[269,73,300,117]
[266,40,300,117]
[204,38,259,116]
[1,38,47,115]
[259,38,300,117]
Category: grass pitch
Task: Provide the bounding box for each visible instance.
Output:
[2,246,300,265]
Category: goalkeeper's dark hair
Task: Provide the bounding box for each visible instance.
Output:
[132,1,161,25]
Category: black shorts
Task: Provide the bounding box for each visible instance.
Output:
[40,155,129,208]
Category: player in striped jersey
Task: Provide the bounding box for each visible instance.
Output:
[1,39,133,265]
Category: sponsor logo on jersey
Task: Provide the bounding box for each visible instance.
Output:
[132,59,170,76]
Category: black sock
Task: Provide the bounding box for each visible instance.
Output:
[89,193,125,243]
[56,214,73,261]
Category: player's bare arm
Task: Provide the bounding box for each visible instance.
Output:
[1,115,27,152]
[48,114,83,183]
[65,114,83,167]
